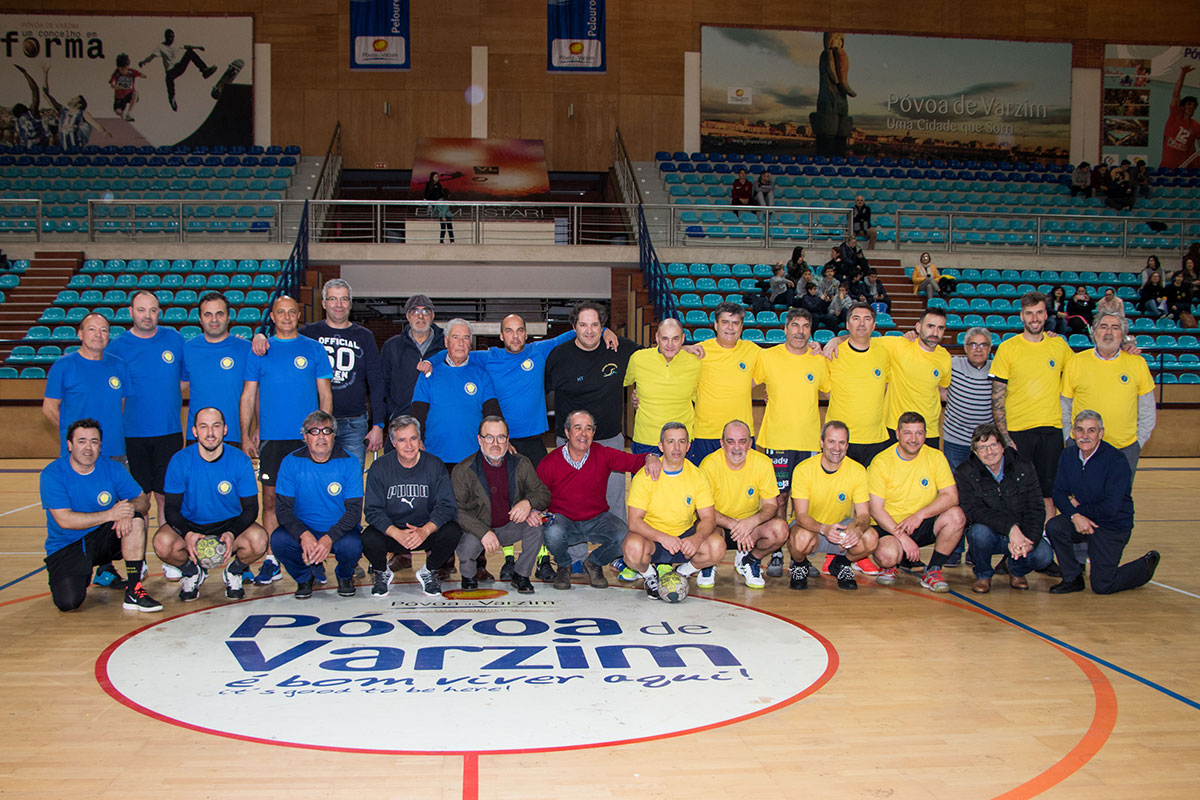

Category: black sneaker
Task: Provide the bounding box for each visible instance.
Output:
[536,555,555,582]
[294,580,314,600]
[831,555,858,591]
[122,581,163,612]
[353,565,367,579]
[416,565,442,597]
[643,570,660,600]
[93,563,127,590]
[223,564,245,599]
[178,566,207,602]
[461,574,479,590]
[766,550,784,578]
[372,567,394,597]
[337,577,356,597]
[511,574,535,594]
[499,555,516,581]
[789,560,811,590]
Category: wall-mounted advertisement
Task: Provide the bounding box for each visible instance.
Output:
[701,26,1071,163]
[0,13,252,149]
[1102,45,1200,169]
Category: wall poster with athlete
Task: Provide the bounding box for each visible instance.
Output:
[0,14,252,150]
[1102,45,1200,169]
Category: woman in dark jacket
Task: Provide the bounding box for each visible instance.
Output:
[1065,286,1094,334]
[423,172,454,244]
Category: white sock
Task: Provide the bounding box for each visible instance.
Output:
[676,562,699,577]
[640,564,657,579]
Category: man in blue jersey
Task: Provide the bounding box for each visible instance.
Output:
[107,290,185,526]
[153,407,267,601]
[42,312,132,590]
[411,318,502,469]
[183,293,253,446]
[251,279,386,468]
[40,418,161,613]
[240,295,333,584]
[271,410,365,599]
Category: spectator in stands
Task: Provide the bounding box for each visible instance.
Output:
[839,233,869,278]
[798,283,839,332]
[1106,162,1134,211]
[911,252,940,301]
[829,284,855,324]
[1177,257,1198,302]
[796,267,816,297]
[1069,162,1092,198]
[731,169,754,206]
[1066,286,1096,334]
[1141,255,1165,288]
[1140,272,1168,319]
[1166,272,1192,321]
[767,262,794,307]
[816,264,839,299]
[827,246,858,285]
[1160,65,1199,169]
[862,268,890,311]
[1090,163,1110,197]
[1183,244,1200,273]
[852,195,877,249]
[1096,288,1124,317]
[787,246,809,285]
[1132,160,1151,198]
[755,170,775,206]
[424,172,454,244]
[1046,286,1070,334]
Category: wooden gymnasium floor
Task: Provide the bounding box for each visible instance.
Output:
[1,455,1198,800]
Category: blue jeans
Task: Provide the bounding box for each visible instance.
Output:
[943,440,971,470]
[271,527,363,583]
[543,512,625,568]
[336,414,369,468]
[966,523,1053,579]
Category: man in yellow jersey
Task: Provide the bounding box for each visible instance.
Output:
[624,422,721,599]
[690,303,761,465]
[789,420,878,591]
[867,411,965,592]
[876,307,952,447]
[1060,309,1155,475]
[623,318,702,455]
[989,292,1076,519]
[699,420,788,589]
[823,303,891,469]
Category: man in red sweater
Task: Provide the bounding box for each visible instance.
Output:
[536,409,661,589]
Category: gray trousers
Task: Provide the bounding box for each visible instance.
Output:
[456,520,544,579]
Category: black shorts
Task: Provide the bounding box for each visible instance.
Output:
[113,93,135,112]
[170,516,253,539]
[875,517,937,547]
[650,524,700,565]
[1009,427,1063,498]
[762,448,811,492]
[258,439,303,486]
[125,432,183,494]
[45,521,127,587]
[847,439,891,468]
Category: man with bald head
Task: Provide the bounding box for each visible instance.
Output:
[623,318,702,456]
[240,295,333,583]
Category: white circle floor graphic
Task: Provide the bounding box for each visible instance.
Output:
[99,586,835,753]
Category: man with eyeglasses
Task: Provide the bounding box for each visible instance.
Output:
[943,327,995,469]
[955,423,1054,594]
[381,295,445,444]
[451,416,549,593]
[240,295,333,585]
[270,410,365,599]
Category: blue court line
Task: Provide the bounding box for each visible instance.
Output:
[949,589,1200,711]
[0,566,45,593]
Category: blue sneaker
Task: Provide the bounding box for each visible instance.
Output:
[571,560,584,575]
[312,562,328,584]
[611,558,637,583]
[253,558,282,585]
[92,563,126,590]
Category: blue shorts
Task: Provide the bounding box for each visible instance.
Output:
[650,524,698,565]
[630,441,659,455]
[762,448,811,492]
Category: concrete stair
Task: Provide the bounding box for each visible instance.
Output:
[0,250,81,359]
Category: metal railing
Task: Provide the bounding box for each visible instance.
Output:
[636,205,673,321]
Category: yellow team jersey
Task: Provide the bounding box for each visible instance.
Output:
[1060,349,1154,449]
[751,345,831,451]
[699,448,780,520]
[627,460,714,537]
[623,348,702,446]
[694,338,761,439]
[879,336,952,437]
[826,339,890,444]
[790,455,869,526]
[989,334,1075,431]
[867,443,956,523]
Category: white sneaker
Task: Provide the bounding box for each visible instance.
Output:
[697,566,716,589]
[178,567,207,601]
[734,553,765,589]
[372,567,394,597]
[163,563,183,581]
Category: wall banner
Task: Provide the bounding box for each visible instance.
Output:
[350,0,410,71]
[547,0,605,73]
[1102,45,1200,169]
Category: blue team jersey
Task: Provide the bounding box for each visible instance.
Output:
[40,456,143,554]
[243,336,332,441]
[163,444,258,525]
[44,351,131,458]
[477,330,574,438]
[276,449,364,532]
[412,355,497,464]
[106,326,185,437]
[181,334,253,440]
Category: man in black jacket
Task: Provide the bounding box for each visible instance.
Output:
[956,423,1054,594]
[380,295,446,438]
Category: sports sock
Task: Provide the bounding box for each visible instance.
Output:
[640,564,657,580]
[180,559,199,576]
[928,550,949,571]
[830,554,852,572]
[125,560,143,584]
[228,557,247,574]
[676,561,699,577]
[503,546,515,558]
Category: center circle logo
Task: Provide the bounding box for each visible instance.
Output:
[162,350,175,364]
[873,369,881,377]
[327,482,342,496]
[108,376,121,389]
[464,382,478,395]
[220,357,234,370]
[920,478,929,486]
[1049,359,1056,368]
[216,481,232,495]
[1120,374,1128,383]
[98,591,834,753]
[294,356,308,369]
[521,359,534,372]
[97,491,112,505]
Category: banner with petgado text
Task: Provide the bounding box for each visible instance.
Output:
[350,0,410,70]
[547,0,605,73]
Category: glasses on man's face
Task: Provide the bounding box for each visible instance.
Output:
[480,434,509,444]
[974,441,1002,452]
[306,427,335,436]
[408,307,432,317]
[965,341,990,349]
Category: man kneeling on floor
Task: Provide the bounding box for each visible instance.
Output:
[271,411,365,599]
[956,423,1054,593]
[41,418,162,612]
[623,422,723,598]
[452,416,548,594]
[867,411,966,592]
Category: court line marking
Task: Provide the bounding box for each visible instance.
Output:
[462,754,478,800]
[0,502,40,517]
[1148,580,1200,599]
[949,589,1200,711]
[0,551,45,554]
[0,566,46,593]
